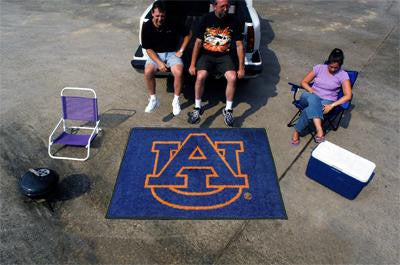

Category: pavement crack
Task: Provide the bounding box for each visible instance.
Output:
[360,24,397,73]
[211,135,314,265]
[212,219,251,265]
[279,135,314,181]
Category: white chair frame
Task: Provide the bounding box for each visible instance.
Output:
[48,87,100,161]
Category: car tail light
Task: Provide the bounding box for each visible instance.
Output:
[246,25,254,53]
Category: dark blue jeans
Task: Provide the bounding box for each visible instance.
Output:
[294,92,333,133]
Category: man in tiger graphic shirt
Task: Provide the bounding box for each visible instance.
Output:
[188,0,245,127]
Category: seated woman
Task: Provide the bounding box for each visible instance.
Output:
[291,48,352,145]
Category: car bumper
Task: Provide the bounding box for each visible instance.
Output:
[131,46,263,79]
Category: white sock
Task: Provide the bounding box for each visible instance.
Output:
[173,94,179,103]
[225,101,233,110]
[150,94,156,100]
[195,99,202,108]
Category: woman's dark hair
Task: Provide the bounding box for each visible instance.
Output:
[152,1,166,13]
[326,48,344,66]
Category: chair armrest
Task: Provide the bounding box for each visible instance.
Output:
[86,120,100,147]
[288,82,302,91]
[288,82,304,103]
[49,118,63,143]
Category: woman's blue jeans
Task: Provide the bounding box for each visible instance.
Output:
[294,92,333,133]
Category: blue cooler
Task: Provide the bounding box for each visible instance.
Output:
[306,141,376,200]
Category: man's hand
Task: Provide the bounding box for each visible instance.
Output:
[189,65,196,76]
[237,68,245,79]
[157,62,168,72]
[323,104,335,114]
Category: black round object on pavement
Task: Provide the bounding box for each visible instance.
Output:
[19,168,59,199]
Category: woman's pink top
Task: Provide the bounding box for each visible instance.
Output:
[312,64,349,101]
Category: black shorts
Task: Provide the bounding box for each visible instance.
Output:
[196,54,236,74]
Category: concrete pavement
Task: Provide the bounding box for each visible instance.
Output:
[1,0,399,264]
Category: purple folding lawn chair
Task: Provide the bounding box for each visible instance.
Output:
[48,87,100,161]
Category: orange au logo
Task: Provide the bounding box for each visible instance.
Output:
[145,133,249,210]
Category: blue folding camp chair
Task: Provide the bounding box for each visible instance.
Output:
[287,70,358,131]
[48,87,100,161]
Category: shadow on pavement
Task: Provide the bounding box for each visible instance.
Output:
[53,174,91,201]
[100,108,137,128]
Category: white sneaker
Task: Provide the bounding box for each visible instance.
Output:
[172,99,181,116]
[145,97,160,113]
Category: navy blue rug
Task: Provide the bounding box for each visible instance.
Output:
[106,128,286,219]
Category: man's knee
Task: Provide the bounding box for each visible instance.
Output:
[144,66,156,79]
[225,71,237,83]
[171,65,183,78]
[196,70,208,81]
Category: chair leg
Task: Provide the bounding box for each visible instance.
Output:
[287,110,301,127]
[330,110,345,131]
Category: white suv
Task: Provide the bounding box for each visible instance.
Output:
[131,0,262,78]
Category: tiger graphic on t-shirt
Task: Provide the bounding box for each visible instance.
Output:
[203,27,232,53]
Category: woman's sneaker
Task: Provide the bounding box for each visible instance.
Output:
[188,107,203,124]
[222,109,234,127]
[145,97,160,113]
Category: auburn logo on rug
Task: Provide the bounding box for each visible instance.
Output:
[144,133,249,210]
[107,128,287,219]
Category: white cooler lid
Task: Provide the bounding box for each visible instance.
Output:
[312,141,376,183]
